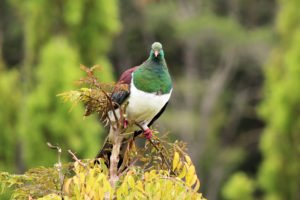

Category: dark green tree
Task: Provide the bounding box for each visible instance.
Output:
[258,0,300,199]
[18,37,103,167]
[0,69,21,173]
[0,0,120,171]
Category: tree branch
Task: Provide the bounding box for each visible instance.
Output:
[108,126,124,188]
[47,142,64,198]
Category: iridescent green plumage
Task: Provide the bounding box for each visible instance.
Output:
[133,42,172,94]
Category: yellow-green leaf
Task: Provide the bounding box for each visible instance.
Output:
[172,152,180,171]
[127,175,135,188]
[178,165,187,179]
[185,155,192,165]
[194,179,201,192]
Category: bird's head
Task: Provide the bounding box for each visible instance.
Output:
[150,42,164,59]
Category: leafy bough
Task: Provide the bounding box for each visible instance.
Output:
[0,65,205,199]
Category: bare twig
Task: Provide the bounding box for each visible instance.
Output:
[134,123,173,173]
[101,88,119,124]
[149,139,172,170]
[47,142,64,198]
[68,149,86,167]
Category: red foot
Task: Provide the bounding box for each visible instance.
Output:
[144,128,152,140]
[123,119,128,129]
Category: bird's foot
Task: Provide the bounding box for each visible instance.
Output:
[123,119,128,129]
[143,128,152,140]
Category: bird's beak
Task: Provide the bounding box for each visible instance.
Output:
[154,50,159,57]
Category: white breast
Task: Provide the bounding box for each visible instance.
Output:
[126,78,172,126]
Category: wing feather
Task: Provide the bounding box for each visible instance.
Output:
[111,66,139,106]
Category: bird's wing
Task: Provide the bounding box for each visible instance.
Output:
[148,102,169,127]
[111,66,139,106]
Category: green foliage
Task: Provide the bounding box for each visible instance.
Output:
[71,0,120,65]
[1,150,205,200]
[0,65,207,199]
[0,0,120,172]
[58,65,128,122]
[135,2,274,199]
[0,68,22,199]
[0,167,64,199]
[222,172,255,200]
[18,37,103,168]
[0,69,21,172]
[9,0,120,65]
[258,0,300,199]
[0,0,279,199]
[0,167,60,199]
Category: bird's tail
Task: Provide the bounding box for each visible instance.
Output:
[95,136,114,166]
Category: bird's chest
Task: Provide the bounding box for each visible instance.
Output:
[126,81,171,123]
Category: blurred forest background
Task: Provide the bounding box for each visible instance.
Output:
[1,0,300,199]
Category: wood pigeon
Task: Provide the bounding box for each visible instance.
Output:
[96,42,172,160]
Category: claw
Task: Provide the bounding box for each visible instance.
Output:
[143,128,152,140]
